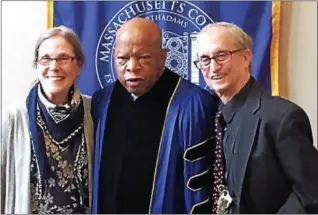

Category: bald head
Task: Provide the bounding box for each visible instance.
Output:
[113,17,167,97]
[116,17,162,49]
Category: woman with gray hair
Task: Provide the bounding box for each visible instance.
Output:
[1,26,93,213]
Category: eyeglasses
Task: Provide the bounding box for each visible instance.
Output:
[194,48,246,70]
[37,55,77,66]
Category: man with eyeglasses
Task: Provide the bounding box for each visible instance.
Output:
[90,17,218,214]
[195,22,318,213]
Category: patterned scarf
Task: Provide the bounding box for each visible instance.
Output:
[26,82,84,185]
[37,83,84,144]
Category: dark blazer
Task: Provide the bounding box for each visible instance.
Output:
[229,79,318,213]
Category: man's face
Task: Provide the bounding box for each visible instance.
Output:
[197,27,251,96]
[113,31,166,96]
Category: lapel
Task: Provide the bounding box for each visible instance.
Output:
[149,77,182,213]
[233,81,264,207]
[92,84,115,213]
[95,83,117,162]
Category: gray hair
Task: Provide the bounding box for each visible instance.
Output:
[33,25,85,67]
[200,21,253,51]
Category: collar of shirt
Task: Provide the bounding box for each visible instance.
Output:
[221,76,254,124]
[131,93,138,101]
[117,68,176,103]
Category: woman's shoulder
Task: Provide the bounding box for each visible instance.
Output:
[80,94,92,113]
[81,94,91,101]
[2,102,27,121]
[2,102,29,148]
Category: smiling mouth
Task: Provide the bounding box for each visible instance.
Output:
[211,74,225,80]
[46,76,64,81]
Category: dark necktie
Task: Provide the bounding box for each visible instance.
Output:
[212,111,226,213]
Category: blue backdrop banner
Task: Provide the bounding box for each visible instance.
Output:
[51,1,280,96]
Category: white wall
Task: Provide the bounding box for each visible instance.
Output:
[280,2,317,147]
[291,2,317,147]
[1,1,317,146]
[2,1,47,107]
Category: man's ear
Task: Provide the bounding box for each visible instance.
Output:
[244,49,252,69]
[161,48,167,65]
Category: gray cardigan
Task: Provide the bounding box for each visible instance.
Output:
[1,95,94,214]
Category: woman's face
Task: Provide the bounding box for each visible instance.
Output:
[36,36,82,104]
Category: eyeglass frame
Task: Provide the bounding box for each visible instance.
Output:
[36,55,78,66]
[193,48,246,70]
